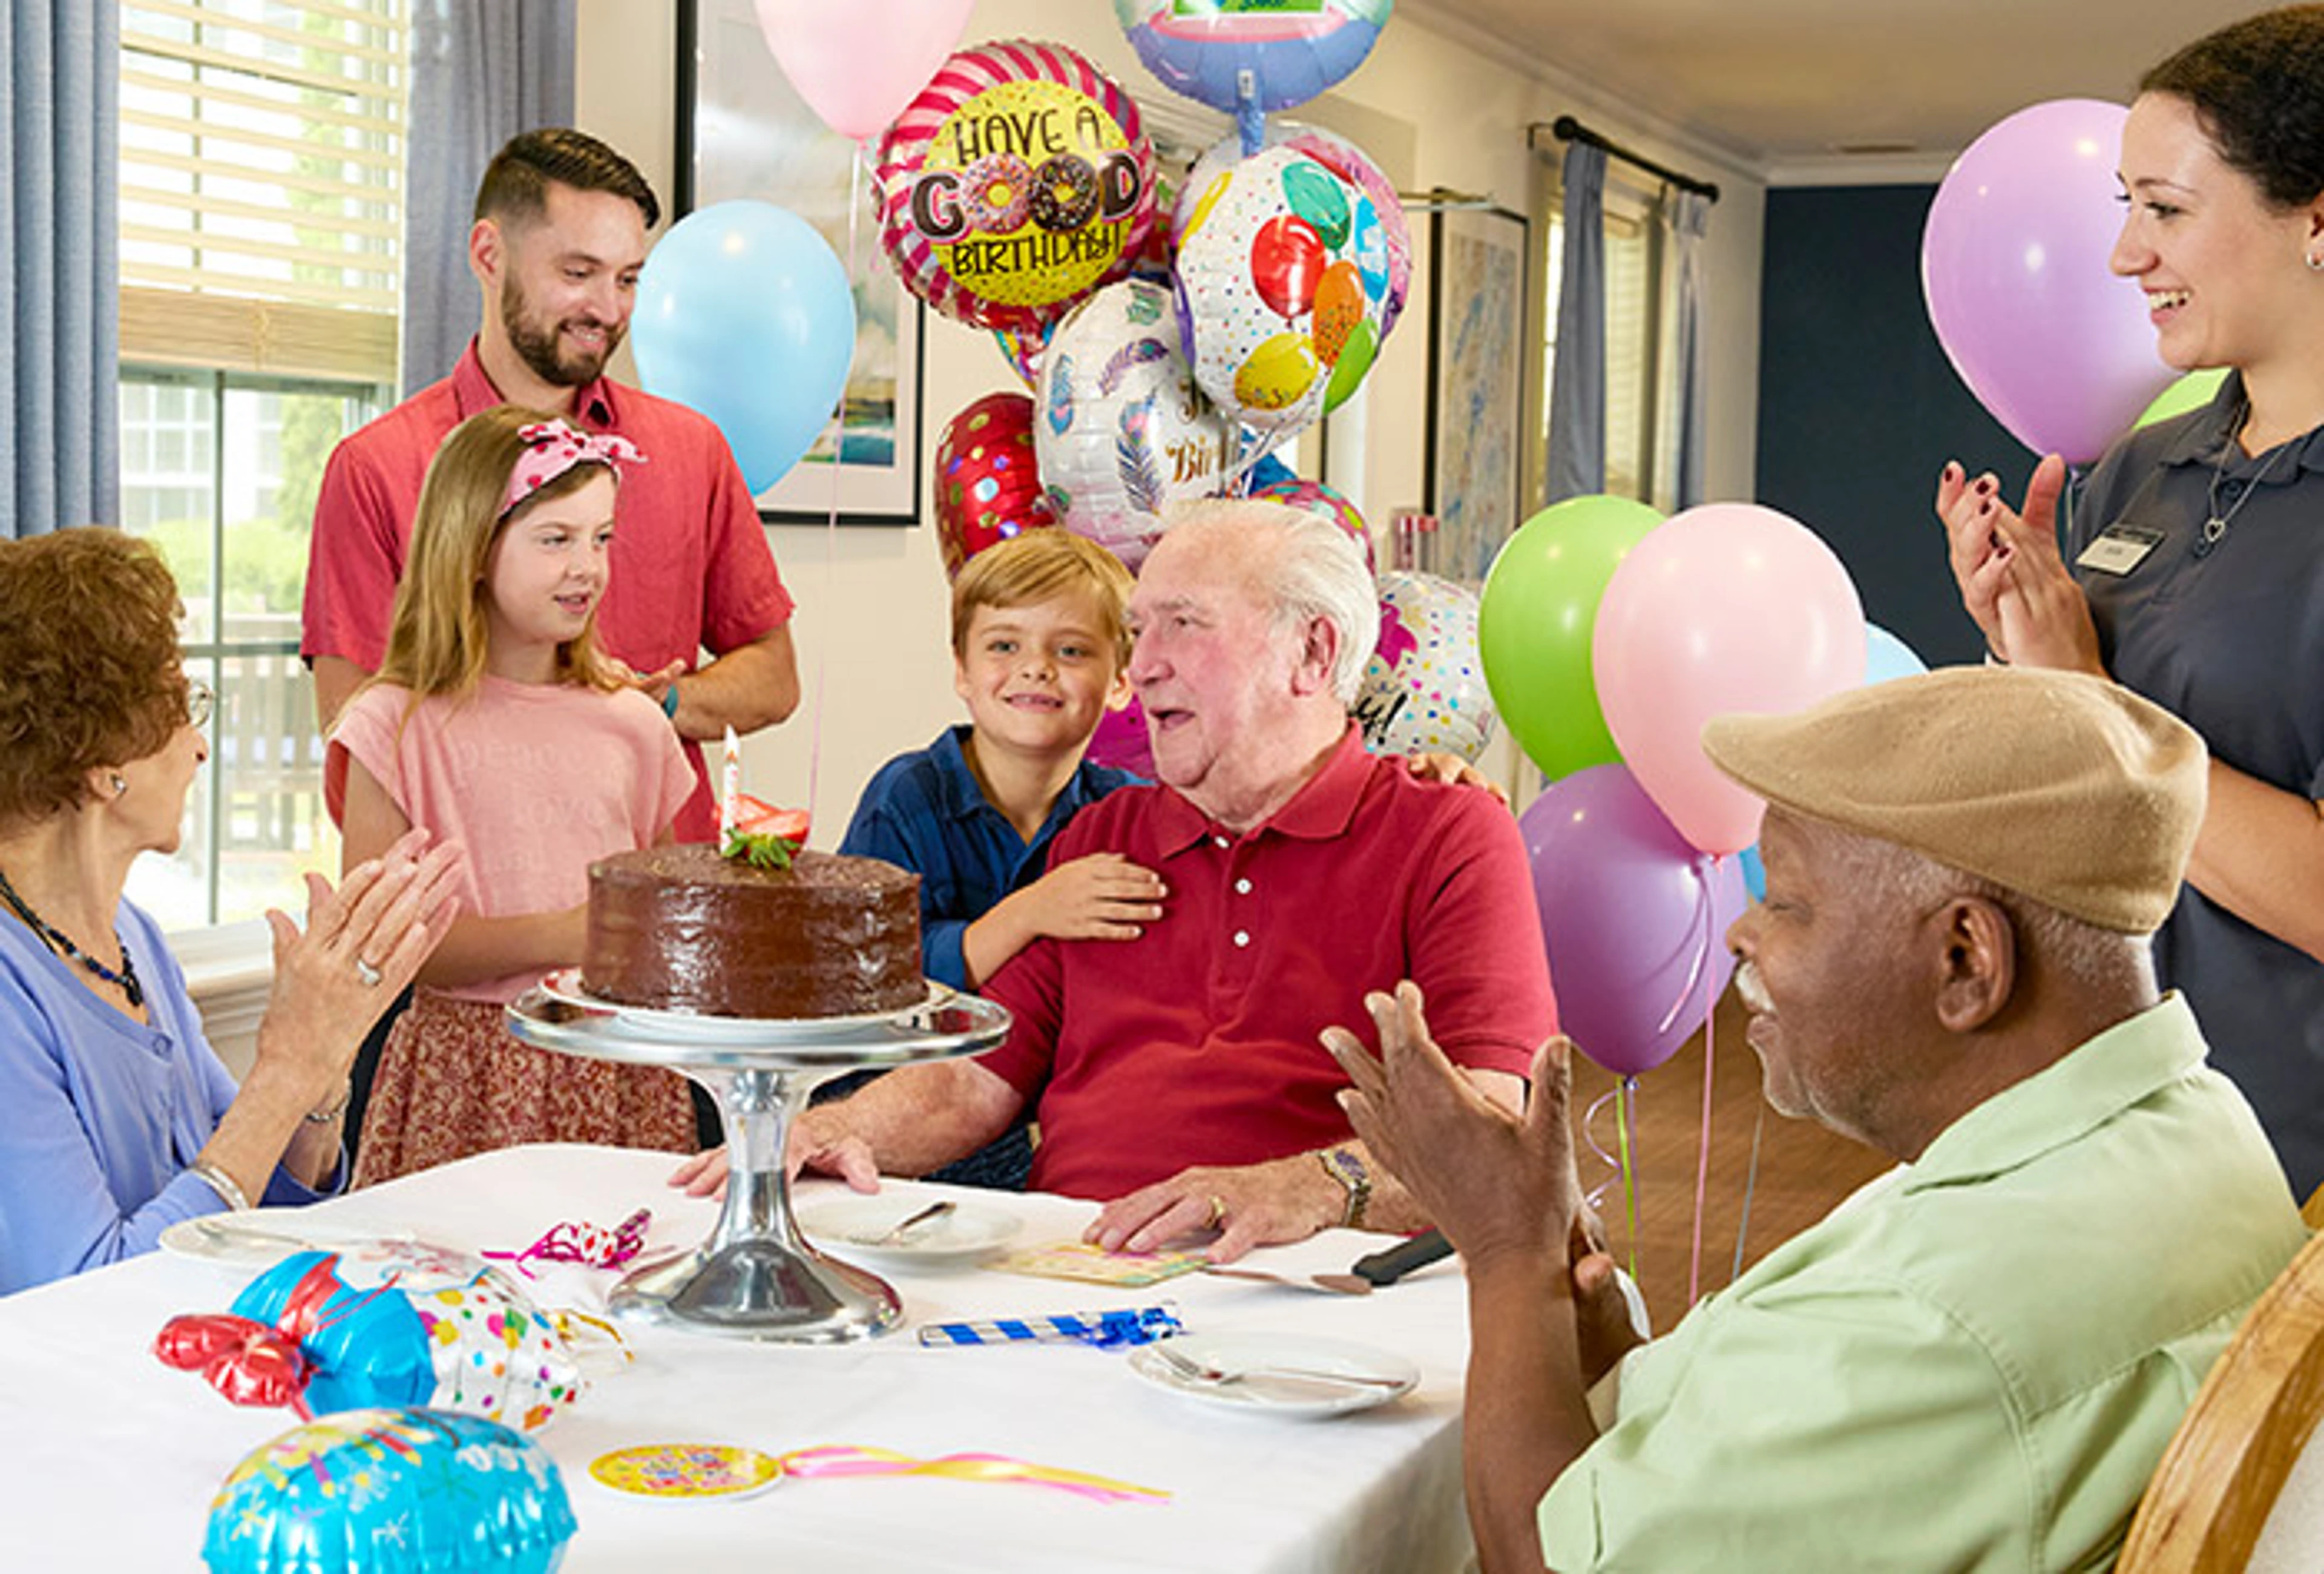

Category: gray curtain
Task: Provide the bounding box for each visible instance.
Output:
[4,2,119,538]
[1665,188,1712,509]
[1544,142,1606,503]
[401,1,576,397]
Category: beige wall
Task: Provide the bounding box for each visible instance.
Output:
[573,0,1767,831]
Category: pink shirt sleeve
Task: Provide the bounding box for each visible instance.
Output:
[301,440,405,668]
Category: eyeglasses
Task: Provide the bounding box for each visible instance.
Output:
[185,679,214,729]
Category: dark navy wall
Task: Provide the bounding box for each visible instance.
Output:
[1755,184,2040,667]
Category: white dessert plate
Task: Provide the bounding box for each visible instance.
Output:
[159,1211,494,1289]
[1128,1332,1420,1418]
[796,1196,1022,1268]
[537,968,948,1042]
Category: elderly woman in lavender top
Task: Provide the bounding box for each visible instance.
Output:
[0,527,459,1293]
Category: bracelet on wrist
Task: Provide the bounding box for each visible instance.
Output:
[304,1081,353,1125]
[660,679,682,719]
[189,1158,251,1213]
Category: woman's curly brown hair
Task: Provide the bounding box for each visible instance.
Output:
[0,529,188,829]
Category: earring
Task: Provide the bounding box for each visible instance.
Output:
[108,773,128,797]
[2308,252,2324,273]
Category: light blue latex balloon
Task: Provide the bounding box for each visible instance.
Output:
[1863,622,1930,686]
[1737,843,1766,903]
[631,200,856,495]
[203,1408,575,1574]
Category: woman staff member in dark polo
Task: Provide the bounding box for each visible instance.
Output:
[0,528,461,1292]
[1937,5,2324,1196]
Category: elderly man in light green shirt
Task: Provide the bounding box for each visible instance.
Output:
[1327,667,2307,1573]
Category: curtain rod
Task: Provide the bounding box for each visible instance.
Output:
[1530,116,1720,204]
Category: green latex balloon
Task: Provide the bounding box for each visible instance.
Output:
[1479,495,1664,780]
[2136,367,2229,429]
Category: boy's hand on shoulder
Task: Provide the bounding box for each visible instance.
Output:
[1019,852,1167,942]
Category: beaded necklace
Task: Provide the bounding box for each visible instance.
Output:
[0,865,143,1007]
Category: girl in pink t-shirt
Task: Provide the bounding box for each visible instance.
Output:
[327,406,697,1184]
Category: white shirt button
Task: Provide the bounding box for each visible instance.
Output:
[1233,930,1251,947]
[1235,878,1252,895]
[1213,835,1230,850]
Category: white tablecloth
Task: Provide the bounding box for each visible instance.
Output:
[1,1144,1477,1572]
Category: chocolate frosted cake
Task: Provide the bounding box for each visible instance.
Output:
[582,845,922,1019]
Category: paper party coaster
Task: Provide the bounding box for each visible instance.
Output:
[991,1240,1206,1287]
[590,1443,783,1500]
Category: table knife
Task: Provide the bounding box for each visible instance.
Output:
[1348,1227,1452,1287]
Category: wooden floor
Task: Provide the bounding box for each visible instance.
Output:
[1566,986,1892,1332]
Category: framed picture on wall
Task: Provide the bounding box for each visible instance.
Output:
[1423,203,1529,584]
[675,0,924,525]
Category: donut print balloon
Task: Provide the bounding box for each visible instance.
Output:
[936,392,1055,579]
[1178,126,1410,340]
[1036,277,1232,572]
[1354,571,1497,763]
[1176,144,1387,433]
[1113,0,1394,116]
[876,39,1158,335]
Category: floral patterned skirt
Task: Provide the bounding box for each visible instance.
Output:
[352,990,696,1187]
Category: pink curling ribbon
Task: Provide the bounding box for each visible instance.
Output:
[777,1445,1168,1504]
[484,1208,650,1278]
[498,420,645,518]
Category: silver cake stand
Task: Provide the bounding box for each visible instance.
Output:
[507,973,1009,1343]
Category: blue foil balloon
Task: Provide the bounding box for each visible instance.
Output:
[230,1252,434,1417]
[631,199,857,495]
[1114,0,1394,116]
[203,1408,576,1574]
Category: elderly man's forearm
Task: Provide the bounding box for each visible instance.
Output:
[1465,1252,1596,1574]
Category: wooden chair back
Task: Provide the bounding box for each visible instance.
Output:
[2116,1222,2324,1572]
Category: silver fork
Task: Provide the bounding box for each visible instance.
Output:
[1145,1339,1409,1392]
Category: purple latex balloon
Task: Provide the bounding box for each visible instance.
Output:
[1520,764,1748,1078]
[1922,99,2174,465]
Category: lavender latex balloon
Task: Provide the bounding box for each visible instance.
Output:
[1922,99,2174,465]
[1520,764,1747,1079]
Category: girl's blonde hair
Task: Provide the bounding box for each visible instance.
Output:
[374,404,625,701]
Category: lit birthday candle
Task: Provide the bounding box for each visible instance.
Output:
[720,725,741,846]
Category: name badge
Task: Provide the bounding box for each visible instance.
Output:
[2075,524,2164,576]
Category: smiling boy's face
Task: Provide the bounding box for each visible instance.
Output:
[953,590,1132,763]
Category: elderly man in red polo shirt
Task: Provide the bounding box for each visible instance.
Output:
[301,128,799,845]
[677,499,1558,1260]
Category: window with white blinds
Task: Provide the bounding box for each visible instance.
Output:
[117,0,408,383]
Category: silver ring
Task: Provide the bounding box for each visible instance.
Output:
[354,957,384,989]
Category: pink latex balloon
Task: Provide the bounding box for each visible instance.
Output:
[752,0,974,142]
[1592,504,1866,857]
[1922,99,2174,464]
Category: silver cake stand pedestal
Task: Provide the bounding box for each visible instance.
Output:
[507,976,1009,1343]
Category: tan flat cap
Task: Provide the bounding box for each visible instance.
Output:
[1700,667,2207,934]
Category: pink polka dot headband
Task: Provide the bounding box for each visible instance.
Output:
[500,420,646,518]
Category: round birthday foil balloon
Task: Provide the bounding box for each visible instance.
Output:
[1251,476,1373,569]
[1356,571,1496,762]
[1037,277,1232,572]
[876,39,1158,335]
[1178,127,1410,337]
[1177,144,1386,435]
[936,392,1055,579]
[1114,0,1394,116]
[202,1408,576,1574]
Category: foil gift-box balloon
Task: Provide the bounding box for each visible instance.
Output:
[189,1251,586,1431]
[202,1407,575,1574]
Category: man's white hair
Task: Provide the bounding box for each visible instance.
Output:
[1162,497,1376,704]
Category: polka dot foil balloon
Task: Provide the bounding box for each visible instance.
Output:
[936,392,1055,579]
[1356,570,1497,762]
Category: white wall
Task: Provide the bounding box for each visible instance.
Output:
[573,0,1767,830]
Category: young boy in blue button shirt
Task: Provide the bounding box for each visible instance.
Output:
[834,530,1167,1187]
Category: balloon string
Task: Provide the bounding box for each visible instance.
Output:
[1686,855,1722,1307]
[1580,1084,1622,1211]
[1615,1074,1640,1280]
[1652,860,1718,1036]
[1730,1100,1765,1286]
